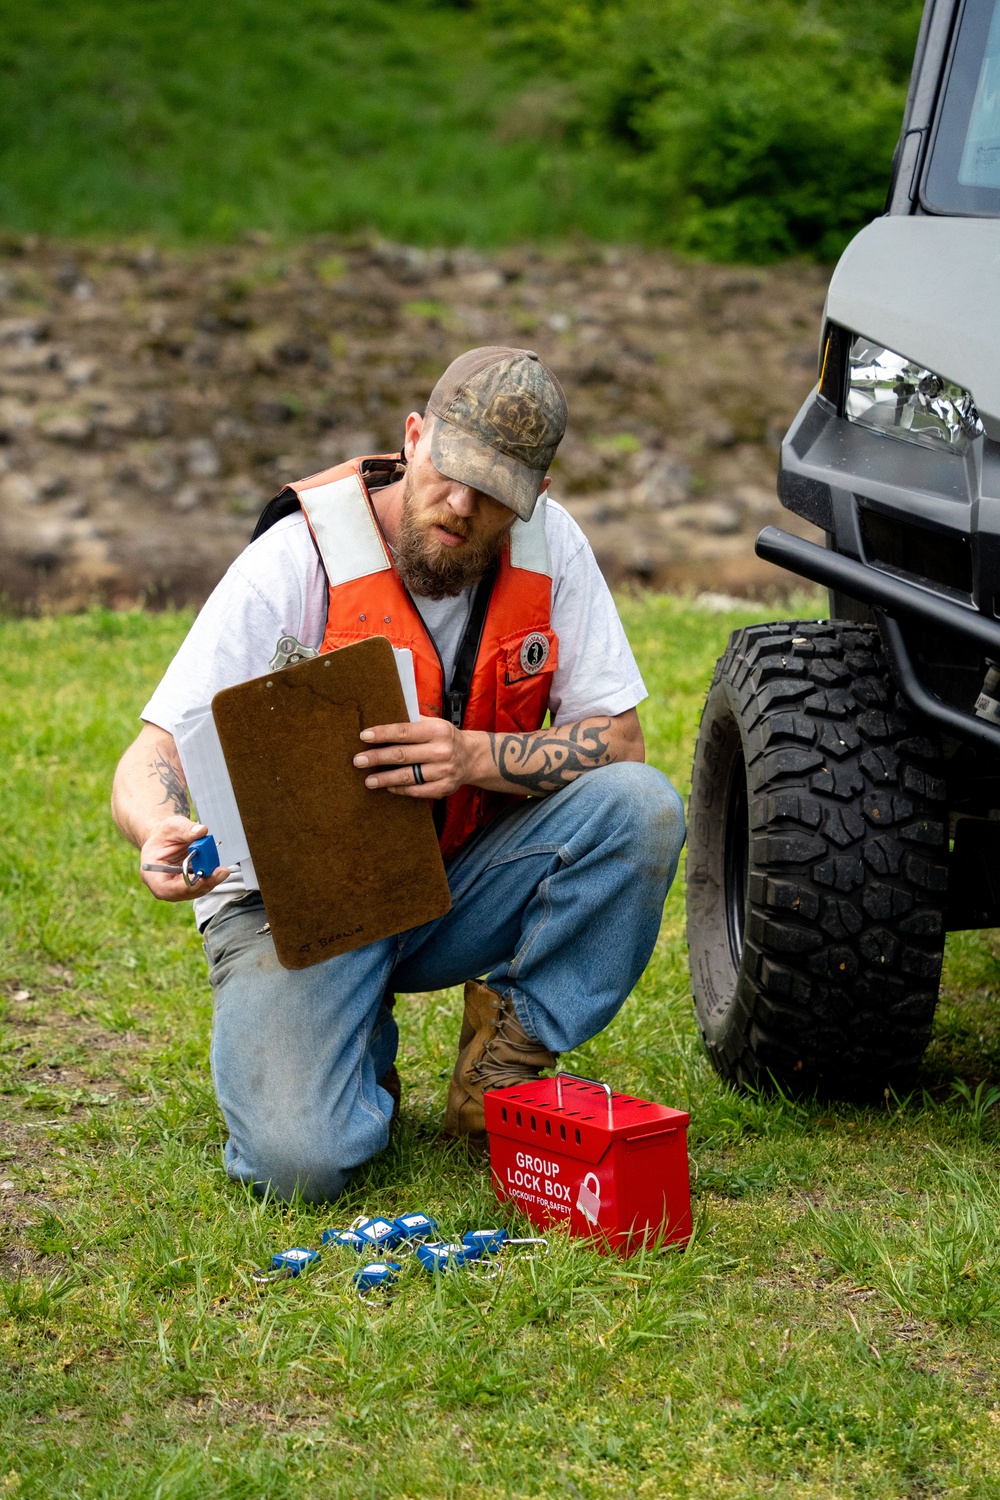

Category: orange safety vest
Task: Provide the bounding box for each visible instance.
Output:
[285,454,558,859]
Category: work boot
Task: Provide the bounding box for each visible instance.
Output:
[445,979,557,1152]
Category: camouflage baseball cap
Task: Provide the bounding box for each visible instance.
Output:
[426,346,567,521]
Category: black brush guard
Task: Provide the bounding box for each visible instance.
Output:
[755,526,1000,753]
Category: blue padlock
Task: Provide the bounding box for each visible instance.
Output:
[141,832,221,886]
[462,1229,548,1256]
[321,1228,368,1253]
[463,1229,509,1255]
[185,833,220,881]
[393,1212,438,1243]
[354,1216,405,1250]
[353,1261,401,1294]
[269,1246,320,1276]
[416,1240,478,1274]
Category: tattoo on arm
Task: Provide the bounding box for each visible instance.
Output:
[488,719,613,795]
[150,750,190,817]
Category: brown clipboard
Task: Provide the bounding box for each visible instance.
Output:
[210,637,451,969]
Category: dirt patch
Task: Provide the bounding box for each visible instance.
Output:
[0,235,827,612]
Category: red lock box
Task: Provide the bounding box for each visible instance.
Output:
[484,1072,691,1257]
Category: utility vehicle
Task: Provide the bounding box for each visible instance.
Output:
[687,0,1000,1097]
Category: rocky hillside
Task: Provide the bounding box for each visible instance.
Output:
[0,236,828,612]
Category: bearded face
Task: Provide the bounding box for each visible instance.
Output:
[392,465,515,600]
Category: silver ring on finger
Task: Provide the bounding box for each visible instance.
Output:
[412,763,425,786]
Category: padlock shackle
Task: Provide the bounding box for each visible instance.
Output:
[555,1071,613,1128]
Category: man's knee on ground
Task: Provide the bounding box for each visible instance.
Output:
[230,1124,385,1205]
[238,1147,351,1205]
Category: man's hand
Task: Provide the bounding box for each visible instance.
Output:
[353,718,480,798]
[113,724,230,901]
[353,708,645,799]
[139,816,230,903]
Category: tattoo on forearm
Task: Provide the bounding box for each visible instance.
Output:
[488,719,613,794]
[150,750,190,816]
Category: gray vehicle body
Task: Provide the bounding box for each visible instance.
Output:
[766,0,1000,929]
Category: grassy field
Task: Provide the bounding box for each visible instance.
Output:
[4,596,1000,1497]
[0,0,637,246]
[0,0,920,258]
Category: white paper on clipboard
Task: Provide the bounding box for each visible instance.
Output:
[392,647,420,723]
[173,648,419,889]
[174,705,259,889]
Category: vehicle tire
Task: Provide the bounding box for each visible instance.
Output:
[686,620,949,1099]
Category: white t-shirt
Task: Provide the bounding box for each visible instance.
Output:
[141,497,646,925]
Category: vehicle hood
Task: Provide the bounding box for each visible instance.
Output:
[826,215,1000,439]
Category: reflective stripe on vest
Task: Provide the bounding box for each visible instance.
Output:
[290,455,557,859]
[297,473,391,586]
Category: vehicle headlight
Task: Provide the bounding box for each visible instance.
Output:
[845,336,984,454]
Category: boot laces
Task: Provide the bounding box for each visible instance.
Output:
[468,998,553,1088]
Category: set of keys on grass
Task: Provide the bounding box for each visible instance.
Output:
[252,1213,546,1296]
[142,833,221,887]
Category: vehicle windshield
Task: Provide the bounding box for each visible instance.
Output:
[924,0,1000,215]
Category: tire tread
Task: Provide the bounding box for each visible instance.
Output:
[686,620,948,1098]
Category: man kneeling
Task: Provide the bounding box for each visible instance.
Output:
[111,347,686,1201]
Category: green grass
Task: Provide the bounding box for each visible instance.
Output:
[0,0,639,246]
[5,596,1000,1496]
[0,0,922,258]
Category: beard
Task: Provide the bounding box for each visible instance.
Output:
[392,473,510,600]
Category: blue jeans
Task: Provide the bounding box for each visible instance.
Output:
[204,761,685,1202]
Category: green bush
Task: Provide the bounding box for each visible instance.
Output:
[480,0,924,259]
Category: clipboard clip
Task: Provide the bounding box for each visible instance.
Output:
[269,636,319,671]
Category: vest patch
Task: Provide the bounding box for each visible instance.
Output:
[519,632,550,675]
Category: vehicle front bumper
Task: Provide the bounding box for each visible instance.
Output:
[772,389,1000,752]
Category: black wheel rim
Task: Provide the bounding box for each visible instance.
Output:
[724,746,750,972]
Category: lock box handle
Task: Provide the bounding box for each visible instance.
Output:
[555,1071,613,1128]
